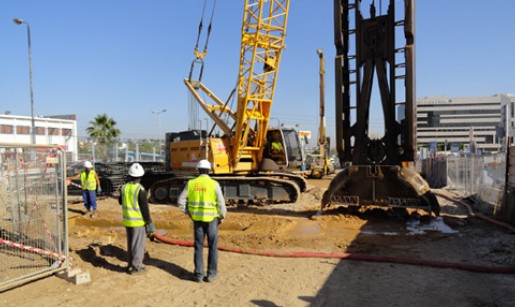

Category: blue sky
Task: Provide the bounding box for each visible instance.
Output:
[1,0,514,141]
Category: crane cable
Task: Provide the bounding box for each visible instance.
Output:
[188,0,217,82]
[193,0,217,60]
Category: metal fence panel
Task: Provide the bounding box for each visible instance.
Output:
[510,145,515,187]
[76,138,164,163]
[0,144,68,291]
[422,154,506,207]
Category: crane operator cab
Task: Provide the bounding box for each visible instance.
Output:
[267,131,286,164]
[263,128,305,172]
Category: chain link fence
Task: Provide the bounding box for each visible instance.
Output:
[76,138,165,163]
[420,152,512,222]
[0,144,69,291]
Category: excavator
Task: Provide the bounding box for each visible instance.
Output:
[148,0,308,205]
[322,0,440,216]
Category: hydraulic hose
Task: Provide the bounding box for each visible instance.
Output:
[152,233,515,274]
[152,193,515,274]
[433,191,515,233]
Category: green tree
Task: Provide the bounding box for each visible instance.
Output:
[86,114,121,161]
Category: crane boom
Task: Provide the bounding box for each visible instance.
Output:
[184,0,290,173]
[233,0,290,170]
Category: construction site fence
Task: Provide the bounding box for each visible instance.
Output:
[420,149,515,224]
[0,144,69,292]
[506,144,515,224]
[76,138,165,163]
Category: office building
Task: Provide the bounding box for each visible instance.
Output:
[416,94,515,153]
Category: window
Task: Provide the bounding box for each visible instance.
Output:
[1,125,14,134]
[16,126,30,135]
[35,127,46,135]
[62,128,72,136]
[48,127,60,135]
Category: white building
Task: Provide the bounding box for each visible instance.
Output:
[416,94,515,153]
[0,113,78,161]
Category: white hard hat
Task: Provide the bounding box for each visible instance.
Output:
[84,161,93,168]
[128,163,145,177]
[197,159,211,170]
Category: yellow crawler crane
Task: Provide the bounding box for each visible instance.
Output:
[149,0,307,205]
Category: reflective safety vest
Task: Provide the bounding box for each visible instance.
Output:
[187,176,219,222]
[121,182,145,228]
[80,170,97,191]
[271,142,283,153]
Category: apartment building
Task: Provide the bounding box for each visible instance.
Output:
[416,94,515,153]
[0,113,78,161]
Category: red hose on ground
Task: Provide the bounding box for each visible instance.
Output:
[433,191,515,233]
[152,193,515,275]
[152,234,515,274]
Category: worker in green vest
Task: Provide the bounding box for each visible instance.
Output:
[270,132,284,155]
[67,160,101,217]
[118,162,154,275]
[178,159,226,283]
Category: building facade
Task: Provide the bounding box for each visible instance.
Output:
[416,94,515,153]
[0,114,78,161]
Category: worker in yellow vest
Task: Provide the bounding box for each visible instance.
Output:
[118,163,154,275]
[67,161,101,217]
[270,132,284,155]
[178,159,226,282]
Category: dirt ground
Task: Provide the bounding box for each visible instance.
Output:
[2,178,515,307]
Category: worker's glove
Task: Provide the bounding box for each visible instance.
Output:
[96,187,102,194]
[218,218,223,225]
[145,223,155,236]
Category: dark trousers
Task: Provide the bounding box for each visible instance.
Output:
[193,219,218,278]
[125,226,146,269]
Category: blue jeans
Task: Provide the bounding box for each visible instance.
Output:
[82,189,97,211]
[193,219,218,278]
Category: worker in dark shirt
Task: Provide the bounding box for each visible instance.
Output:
[118,163,154,275]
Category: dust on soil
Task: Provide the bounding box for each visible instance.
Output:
[2,178,515,307]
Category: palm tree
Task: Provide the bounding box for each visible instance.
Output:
[86,114,121,161]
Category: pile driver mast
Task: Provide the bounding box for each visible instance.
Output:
[305,49,335,179]
[322,0,439,215]
[317,49,327,162]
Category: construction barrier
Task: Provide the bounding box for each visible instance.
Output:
[0,144,69,292]
[501,144,515,224]
[421,154,507,211]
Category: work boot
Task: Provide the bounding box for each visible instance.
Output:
[206,274,218,282]
[126,266,134,274]
[82,209,90,217]
[91,210,97,218]
[129,266,147,275]
[193,274,204,283]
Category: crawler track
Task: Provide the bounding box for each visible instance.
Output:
[149,174,302,205]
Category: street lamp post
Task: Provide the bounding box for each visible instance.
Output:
[13,18,36,144]
[151,109,167,139]
[151,109,167,158]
